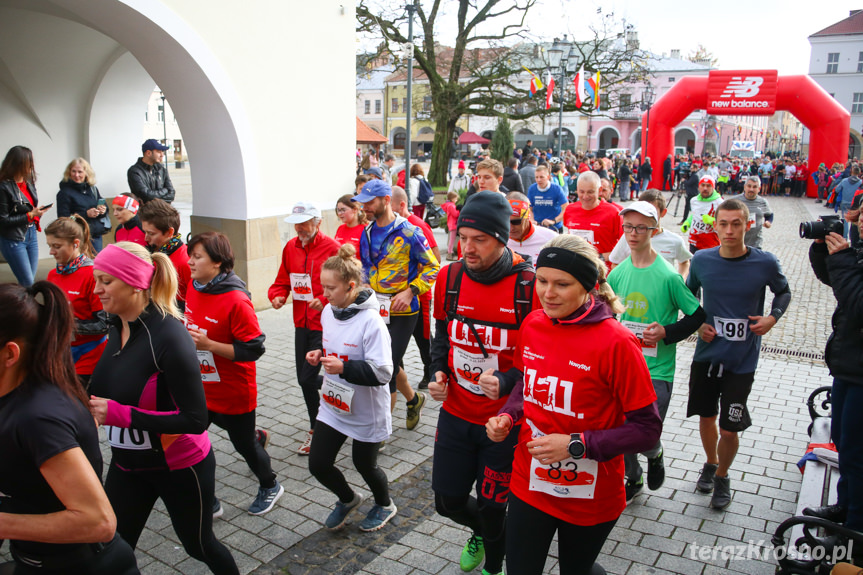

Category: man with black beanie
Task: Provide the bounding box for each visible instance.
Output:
[427,191,540,575]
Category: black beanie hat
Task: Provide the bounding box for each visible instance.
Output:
[457,191,511,245]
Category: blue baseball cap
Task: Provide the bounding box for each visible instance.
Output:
[353,179,392,203]
[142,139,170,152]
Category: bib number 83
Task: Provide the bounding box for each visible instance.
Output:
[547,460,579,483]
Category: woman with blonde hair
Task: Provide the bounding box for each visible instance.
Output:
[306,243,396,532]
[45,215,107,387]
[486,235,661,575]
[56,157,109,252]
[87,242,239,575]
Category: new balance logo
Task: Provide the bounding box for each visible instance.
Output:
[720,77,763,98]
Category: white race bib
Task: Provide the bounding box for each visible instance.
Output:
[375,293,391,325]
[197,350,220,382]
[290,273,314,302]
[568,228,595,244]
[321,377,355,416]
[452,346,499,396]
[524,420,598,498]
[105,425,153,450]
[621,320,657,357]
[714,316,748,341]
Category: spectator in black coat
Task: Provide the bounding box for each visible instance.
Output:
[639,157,653,189]
[56,158,109,252]
[501,158,524,193]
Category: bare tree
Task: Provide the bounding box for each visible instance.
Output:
[357,0,648,186]
[687,44,719,67]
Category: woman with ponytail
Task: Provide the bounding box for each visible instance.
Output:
[0,281,139,574]
[485,235,661,575]
[87,242,239,575]
[45,215,107,387]
[305,243,397,532]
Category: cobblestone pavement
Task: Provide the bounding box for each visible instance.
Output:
[0,195,841,574]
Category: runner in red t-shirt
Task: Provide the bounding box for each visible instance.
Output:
[139,199,191,311]
[45,215,107,387]
[333,193,366,251]
[486,235,660,575]
[112,194,147,247]
[185,231,281,517]
[563,171,623,269]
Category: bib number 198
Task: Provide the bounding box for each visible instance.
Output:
[714,317,747,342]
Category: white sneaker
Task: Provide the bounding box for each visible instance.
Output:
[297,430,313,456]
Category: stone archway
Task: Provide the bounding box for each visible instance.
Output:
[596,126,620,150]
[675,127,697,152]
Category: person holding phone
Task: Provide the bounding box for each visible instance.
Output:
[56,158,110,253]
[0,145,51,286]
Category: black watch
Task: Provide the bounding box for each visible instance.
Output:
[567,433,586,459]
[409,285,420,296]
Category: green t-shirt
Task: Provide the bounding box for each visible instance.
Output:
[607,255,701,381]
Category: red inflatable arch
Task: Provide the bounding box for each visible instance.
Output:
[641,70,851,197]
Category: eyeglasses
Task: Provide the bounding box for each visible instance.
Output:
[336,207,352,214]
[622,224,657,235]
[510,218,523,226]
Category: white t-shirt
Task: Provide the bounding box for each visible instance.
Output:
[318,299,394,443]
[609,229,692,268]
[507,224,558,269]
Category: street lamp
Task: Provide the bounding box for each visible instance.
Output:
[159,90,169,176]
[547,37,572,155]
[641,83,656,159]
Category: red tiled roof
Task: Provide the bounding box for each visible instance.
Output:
[810,9,863,37]
[356,117,387,144]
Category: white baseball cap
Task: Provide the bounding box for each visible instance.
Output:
[284,201,321,223]
[619,201,659,222]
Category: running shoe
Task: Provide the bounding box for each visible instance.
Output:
[358,502,398,532]
[212,498,224,519]
[710,475,732,509]
[298,430,313,456]
[646,449,666,491]
[406,392,426,430]
[696,462,718,493]
[325,493,365,530]
[255,429,270,450]
[625,476,643,504]
[418,376,430,390]
[249,481,284,515]
[460,534,485,572]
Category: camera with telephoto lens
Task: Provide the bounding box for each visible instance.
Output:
[799,215,844,240]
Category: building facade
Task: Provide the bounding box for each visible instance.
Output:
[808,9,863,160]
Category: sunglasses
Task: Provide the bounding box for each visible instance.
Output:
[510,218,523,226]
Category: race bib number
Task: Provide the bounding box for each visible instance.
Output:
[375,293,391,324]
[105,425,152,450]
[290,273,313,302]
[321,377,355,415]
[525,419,597,498]
[714,316,748,341]
[197,350,220,382]
[452,346,499,395]
[621,320,657,357]
[568,228,595,244]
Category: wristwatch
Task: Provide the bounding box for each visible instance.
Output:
[409,285,420,296]
[567,433,586,459]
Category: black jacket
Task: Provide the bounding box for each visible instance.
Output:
[127,158,175,204]
[639,162,653,181]
[0,179,38,241]
[809,242,863,387]
[683,172,700,197]
[501,167,524,193]
[56,181,109,237]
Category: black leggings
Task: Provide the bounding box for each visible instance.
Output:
[105,449,239,575]
[308,421,390,506]
[411,298,432,379]
[208,410,276,488]
[0,535,139,575]
[506,494,616,575]
[435,493,507,573]
[387,314,418,393]
[295,327,324,427]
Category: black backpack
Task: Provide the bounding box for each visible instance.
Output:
[417,177,434,204]
[442,261,535,357]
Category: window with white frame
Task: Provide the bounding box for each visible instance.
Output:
[827,52,839,74]
[853,93,863,114]
[364,100,370,114]
[375,100,381,114]
[858,52,863,73]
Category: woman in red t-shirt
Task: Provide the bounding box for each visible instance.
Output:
[486,235,661,575]
[45,215,107,388]
[111,194,147,247]
[333,193,366,251]
[184,231,282,517]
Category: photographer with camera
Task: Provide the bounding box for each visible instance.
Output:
[806,214,863,544]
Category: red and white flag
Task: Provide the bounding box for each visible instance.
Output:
[573,64,587,108]
[545,72,555,110]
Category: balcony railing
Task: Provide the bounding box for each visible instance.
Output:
[416,110,432,120]
[613,107,641,120]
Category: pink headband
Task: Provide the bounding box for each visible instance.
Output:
[94,244,154,290]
